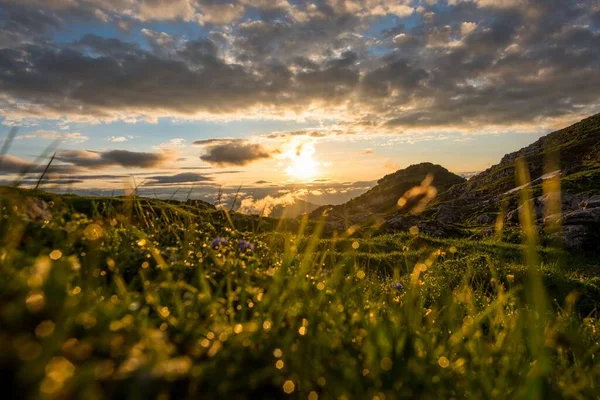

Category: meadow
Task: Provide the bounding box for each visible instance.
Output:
[0,187,599,399]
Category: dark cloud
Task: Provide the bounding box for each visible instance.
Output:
[36,178,84,185]
[145,172,213,185]
[0,178,84,186]
[0,154,78,175]
[0,2,62,47]
[199,140,275,166]
[62,174,128,180]
[193,138,235,146]
[55,149,173,169]
[0,0,598,130]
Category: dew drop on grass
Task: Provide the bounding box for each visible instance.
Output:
[380,357,393,371]
[35,320,56,338]
[283,380,295,394]
[49,250,62,260]
[26,292,45,312]
[438,356,450,368]
[84,224,103,241]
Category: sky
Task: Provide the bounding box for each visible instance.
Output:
[0,0,599,211]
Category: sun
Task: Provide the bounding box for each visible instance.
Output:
[285,141,319,180]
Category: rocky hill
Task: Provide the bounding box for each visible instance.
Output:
[309,163,466,230]
[422,113,600,248]
[310,113,600,250]
[442,113,600,204]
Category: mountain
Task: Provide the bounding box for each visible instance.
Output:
[309,163,466,230]
[389,114,600,248]
[270,199,322,218]
[442,113,600,203]
[308,113,600,249]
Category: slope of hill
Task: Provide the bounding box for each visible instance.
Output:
[269,199,321,218]
[385,113,600,248]
[304,113,600,249]
[443,113,600,203]
[309,163,466,230]
[2,184,600,398]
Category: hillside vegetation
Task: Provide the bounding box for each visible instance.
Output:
[1,184,600,399]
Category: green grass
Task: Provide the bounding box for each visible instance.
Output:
[1,189,600,399]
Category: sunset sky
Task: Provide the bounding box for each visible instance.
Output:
[1,0,599,207]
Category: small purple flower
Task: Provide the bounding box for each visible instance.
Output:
[211,237,228,249]
[393,282,404,291]
[238,239,254,252]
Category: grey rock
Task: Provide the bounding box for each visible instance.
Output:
[563,207,600,225]
[25,198,52,223]
[580,195,600,209]
[476,214,495,225]
[560,225,591,250]
[559,207,600,249]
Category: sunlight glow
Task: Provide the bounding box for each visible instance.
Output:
[284,141,319,180]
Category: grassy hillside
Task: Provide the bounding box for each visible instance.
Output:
[309,163,465,231]
[322,114,600,249]
[1,188,599,399]
[436,113,600,213]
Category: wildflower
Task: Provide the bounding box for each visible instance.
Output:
[211,237,228,249]
[238,239,254,252]
[393,282,404,291]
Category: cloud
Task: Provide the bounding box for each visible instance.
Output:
[237,192,296,216]
[264,130,329,139]
[55,149,174,169]
[16,130,88,142]
[383,160,400,170]
[145,172,213,185]
[0,0,598,133]
[155,138,186,149]
[0,154,78,175]
[193,138,235,146]
[106,136,134,142]
[141,28,174,50]
[199,139,275,166]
